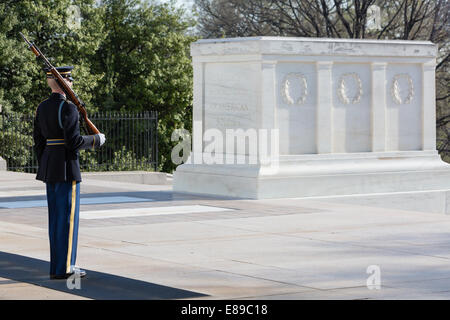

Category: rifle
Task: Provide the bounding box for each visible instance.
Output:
[19,32,100,135]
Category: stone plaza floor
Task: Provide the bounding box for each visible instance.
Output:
[0,170,449,300]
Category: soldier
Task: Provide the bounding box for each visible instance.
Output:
[33,66,105,280]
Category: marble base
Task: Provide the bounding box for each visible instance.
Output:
[312,189,450,215]
[0,157,6,171]
[173,151,450,199]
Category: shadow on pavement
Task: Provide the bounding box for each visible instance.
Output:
[0,190,244,206]
[0,251,207,300]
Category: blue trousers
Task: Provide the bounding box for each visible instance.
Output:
[46,181,80,276]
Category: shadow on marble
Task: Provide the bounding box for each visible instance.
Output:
[0,190,243,206]
[0,251,207,300]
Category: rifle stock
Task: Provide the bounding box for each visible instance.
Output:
[20,32,100,135]
[49,68,100,134]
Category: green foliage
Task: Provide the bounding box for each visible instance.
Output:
[92,0,196,172]
[0,132,32,169]
[0,113,34,170]
[108,146,153,171]
[0,0,106,114]
[79,144,155,172]
[0,0,197,172]
[78,148,101,170]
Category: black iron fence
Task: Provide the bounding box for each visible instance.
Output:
[0,111,158,173]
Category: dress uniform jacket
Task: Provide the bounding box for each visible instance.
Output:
[33,93,101,182]
[33,91,102,277]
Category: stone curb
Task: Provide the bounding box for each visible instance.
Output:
[83,171,168,185]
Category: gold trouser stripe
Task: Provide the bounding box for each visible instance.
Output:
[66,181,77,274]
[92,135,96,149]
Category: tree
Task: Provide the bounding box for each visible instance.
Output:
[93,0,196,172]
[194,0,450,161]
[0,0,197,172]
[0,0,106,172]
[0,0,105,114]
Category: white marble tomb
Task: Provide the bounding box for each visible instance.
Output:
[173,37,450,199]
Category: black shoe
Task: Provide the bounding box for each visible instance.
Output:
[50,269,87,280]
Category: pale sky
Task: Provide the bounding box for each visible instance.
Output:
[158,0,194,9]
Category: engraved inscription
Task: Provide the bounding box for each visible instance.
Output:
[216,117,244,128]
[205,102,252,131]
[207,103,250,114]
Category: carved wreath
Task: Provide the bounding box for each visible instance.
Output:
[391,73,414,105]
[337,73,363,104]
[281,73,308,105]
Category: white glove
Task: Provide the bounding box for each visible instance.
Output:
[98,133,106,146]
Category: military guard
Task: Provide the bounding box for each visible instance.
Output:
[33,66,105,279]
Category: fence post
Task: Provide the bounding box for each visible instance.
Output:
[155,111,158,172]
[0,113,5,170]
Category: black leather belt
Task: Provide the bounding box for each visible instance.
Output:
[46,139,65,146]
